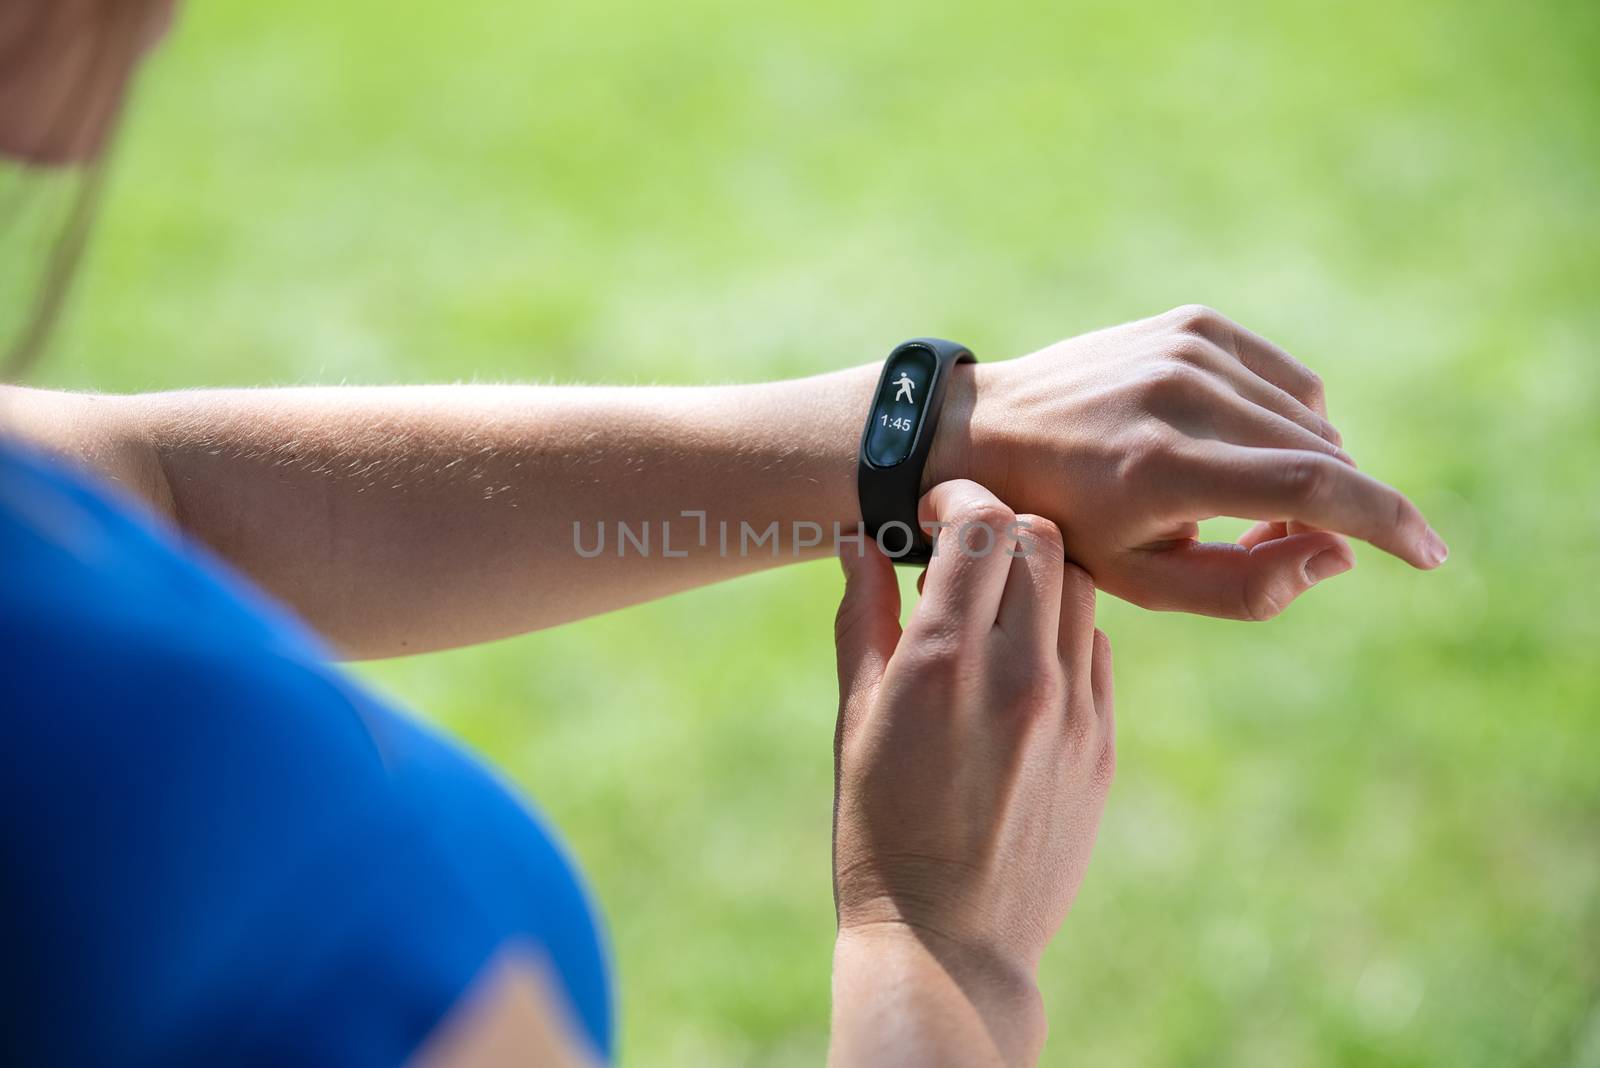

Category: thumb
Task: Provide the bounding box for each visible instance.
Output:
[1121,531,1355,621]
[835,541,902,710]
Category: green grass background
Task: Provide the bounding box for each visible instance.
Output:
[23,0,1600,1063]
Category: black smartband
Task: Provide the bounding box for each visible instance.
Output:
[857,338,976,564]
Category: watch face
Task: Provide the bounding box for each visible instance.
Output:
[864,346,938,467]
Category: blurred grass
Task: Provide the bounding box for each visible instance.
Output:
[22,0,1600,1063]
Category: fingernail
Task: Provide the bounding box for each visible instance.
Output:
[1304,547,1354,585]
[1419,526,1449,568]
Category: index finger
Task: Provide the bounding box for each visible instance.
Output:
[911,479,1018,636]
[1173,442,1449,569]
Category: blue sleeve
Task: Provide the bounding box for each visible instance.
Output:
[0,446,612,1066]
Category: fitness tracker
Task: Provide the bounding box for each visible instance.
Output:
[857,338,976,563]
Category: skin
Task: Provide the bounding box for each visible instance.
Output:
[0,1,1448,1063]
[955,306,1449,619]
[831,481,1115,1066]
[408,950,599,1068]
[2,316,1443,655]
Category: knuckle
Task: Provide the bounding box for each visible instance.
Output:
[1012,514,1063,556]
[908,617,967,661]
[1240,572,1289,622]
[950,498,1016,542]
[1165,335,1217,366]
[1116,420,1181,484]
[1141,361,1207,403]
[1389,488,1418,540]
[1167,302,1222,333]
[1302,368,1327,401]
[1280,453,1334,504]
[901,637,964,683]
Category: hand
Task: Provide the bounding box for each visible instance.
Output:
[831,480,1114,1065]
[931,304,1449,620]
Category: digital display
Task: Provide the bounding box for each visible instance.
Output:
[863,347,937,467]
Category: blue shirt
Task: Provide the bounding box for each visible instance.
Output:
[0,440,612,1066]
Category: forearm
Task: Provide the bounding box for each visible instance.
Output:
[0,385,171,507]
[830,926,1045,1068]
[2,368,980,658]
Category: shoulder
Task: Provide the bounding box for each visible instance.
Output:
[0,441,613,1064]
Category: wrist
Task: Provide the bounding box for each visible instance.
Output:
[834,921,1046,1064]
[922,361,1005,500]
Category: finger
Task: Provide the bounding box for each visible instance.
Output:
[1057,562,1098,684]
[1123,530,1356,620]
[1090,628,1114,730]
[1172,442,1448,570]
[1170,335,1342,447]
[912,479,1017,636]
[836,541,903,713]
[1183,306,1332,421]
[1181,377,1353,464]
[995,515,1064,651]
[1240,520,1349,550]
[1238,520,1287,549]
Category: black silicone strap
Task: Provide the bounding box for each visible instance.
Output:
[857,337,976,564]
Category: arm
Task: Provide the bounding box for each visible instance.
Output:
[1,305,1447,658]
[830,925,1043,1068]
[828,481,1116,1066]
[0,368,894,657]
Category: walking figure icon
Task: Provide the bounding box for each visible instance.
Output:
[893,373,916,403]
